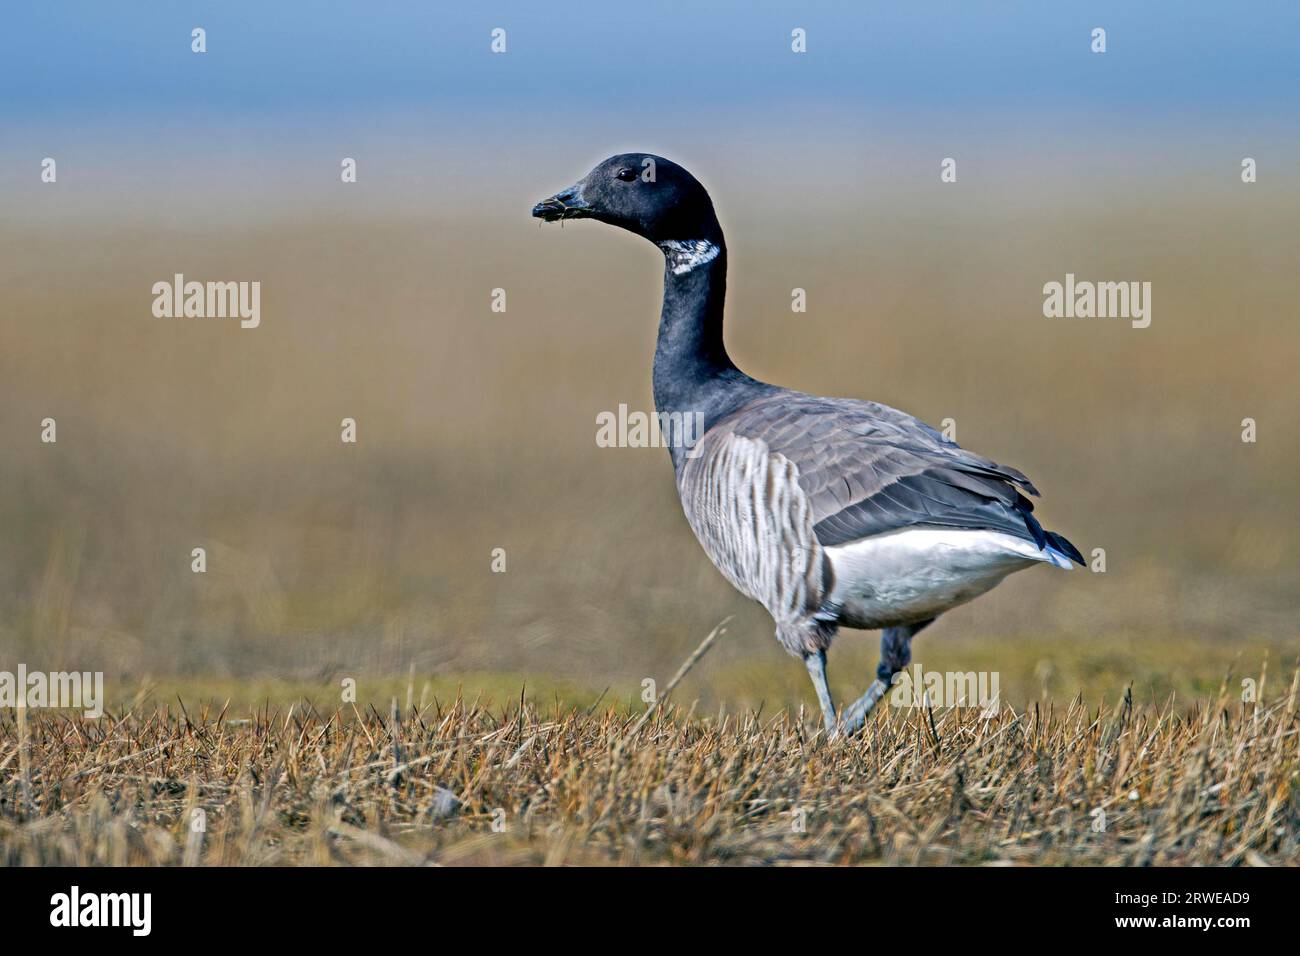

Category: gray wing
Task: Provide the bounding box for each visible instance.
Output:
[707,391,1071,554]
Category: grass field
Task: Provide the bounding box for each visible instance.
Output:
[3,664,1296,866]
[3,136,1298,867]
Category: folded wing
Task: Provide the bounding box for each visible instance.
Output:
[707,391,1081,561]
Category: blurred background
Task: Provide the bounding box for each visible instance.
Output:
[2,1,1297,713]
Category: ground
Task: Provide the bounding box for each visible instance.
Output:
[3,670,1296,866]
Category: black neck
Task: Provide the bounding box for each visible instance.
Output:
[651,245,736,416]
[650,240,777,473]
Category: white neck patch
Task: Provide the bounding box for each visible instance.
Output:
[658,239,721,275]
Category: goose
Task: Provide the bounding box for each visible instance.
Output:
[533,154,1082,736]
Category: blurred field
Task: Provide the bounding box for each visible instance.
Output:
[2,149,1298,718]
[3,672,1296,866]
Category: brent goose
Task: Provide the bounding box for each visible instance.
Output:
[533,154,1082,736]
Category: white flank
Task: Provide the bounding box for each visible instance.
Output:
[824,527,1068,629]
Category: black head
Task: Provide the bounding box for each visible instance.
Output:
[532,153,722,245]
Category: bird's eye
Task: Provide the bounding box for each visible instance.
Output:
[615,167,637,182]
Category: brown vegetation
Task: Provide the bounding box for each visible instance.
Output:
[4,669,1296,866]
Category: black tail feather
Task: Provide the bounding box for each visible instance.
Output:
[1045,531,1085,566]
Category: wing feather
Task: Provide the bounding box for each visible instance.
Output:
[704,391,1068,553]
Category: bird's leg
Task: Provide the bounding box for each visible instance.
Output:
[839,619,933,736]
[803,649,837,733]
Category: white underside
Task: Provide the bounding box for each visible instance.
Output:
[823,527,1069,629]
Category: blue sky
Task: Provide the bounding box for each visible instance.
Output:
[4,1,1295,227]
[3,1,1297,123]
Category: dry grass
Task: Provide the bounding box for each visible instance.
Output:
[4,671,1296,867]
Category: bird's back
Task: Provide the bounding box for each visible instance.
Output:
[675,387,1081,653]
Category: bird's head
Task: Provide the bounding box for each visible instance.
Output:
[532,153,722,248]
